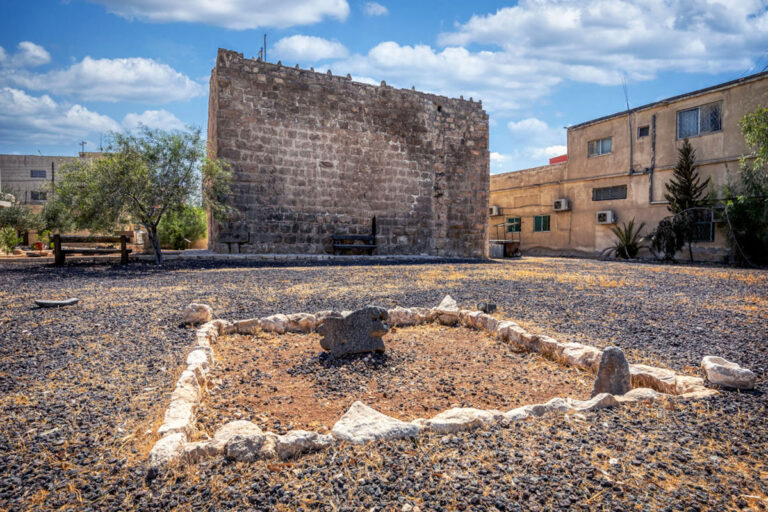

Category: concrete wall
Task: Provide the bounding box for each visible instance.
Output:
[490,72,768,260]
[0,155,79,205]
[208,49,489,258]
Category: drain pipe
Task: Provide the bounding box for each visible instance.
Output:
[649,114,656,203]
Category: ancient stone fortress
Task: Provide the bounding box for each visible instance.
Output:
[207,49,489,258]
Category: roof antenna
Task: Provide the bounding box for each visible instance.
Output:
[622,75,633,174]
[264,33,267,62]
[79,140,87,156]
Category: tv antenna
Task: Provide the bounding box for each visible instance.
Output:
[79,140,87,154]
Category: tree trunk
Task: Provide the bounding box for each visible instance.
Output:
[688,239,694,263]
[147,226,163,265]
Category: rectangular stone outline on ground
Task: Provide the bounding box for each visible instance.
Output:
[149,296,743,474]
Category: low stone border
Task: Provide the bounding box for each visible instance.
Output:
[148,296,756,473]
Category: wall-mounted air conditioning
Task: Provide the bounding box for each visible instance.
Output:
[553,198,570,211]
[489,205,500,216]
[596,210,617,224]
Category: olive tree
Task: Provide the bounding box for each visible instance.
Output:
[54,127,232,265]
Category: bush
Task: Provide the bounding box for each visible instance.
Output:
[157,204,207,250]
[0,226,22,254]
[650,217,686,261]
[609,219,646,259]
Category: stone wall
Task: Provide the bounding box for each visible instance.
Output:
[207,49,489,257]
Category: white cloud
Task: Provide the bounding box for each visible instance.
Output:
[530,145,568,160]
[0,87,120,146]
[507,118,550,136]
[122,109,186,131]
[363,2,388,16]
[274,35,349,62]
[88,0,349,29]
[333,42,563,114]
[1,56,205,103]
[0,41,51,68]
[438,0,768,84]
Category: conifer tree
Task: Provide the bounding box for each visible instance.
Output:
[663,139,710,262]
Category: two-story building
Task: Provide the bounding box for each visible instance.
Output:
[0,154,82,207]
[489,71,768,260]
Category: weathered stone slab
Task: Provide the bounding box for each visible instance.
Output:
[276,430,333,459]
[433,295,460,325]
[424,408,503,433]
[226,432,277,462]
[629,364,677,394]
[286,313,317,333]
[234,318,261,334]
[568,393,619,412]
[701,356,757,390]
[388,307,426,327]
[149,432,186,468]
[538,336,565,358]
[35,298,79,308]
[592,346,631,397]
[562,343,603,372]
[260,314,288,334]
[615,387,662,403]
[317,306,388,357]
[182,303,213,325]
[332,401,420,443]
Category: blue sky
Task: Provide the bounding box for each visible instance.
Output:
[1,0,767,173]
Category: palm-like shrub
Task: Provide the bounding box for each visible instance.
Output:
[610,219,646,259]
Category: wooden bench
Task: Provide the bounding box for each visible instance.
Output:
[332,217,377,255]
[51,234,132,266]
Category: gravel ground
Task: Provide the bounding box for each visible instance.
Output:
[0,256,766,511]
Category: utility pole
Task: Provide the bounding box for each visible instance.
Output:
[79,140,87,156]
[264,33,267,62]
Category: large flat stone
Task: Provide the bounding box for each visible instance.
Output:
[701,356,757,390]
[35,298,79,308]
[629,364,677,394]
[182,303,213,325]
[332,401,420,444]
[276,430,333,459]
[424,407,503,433]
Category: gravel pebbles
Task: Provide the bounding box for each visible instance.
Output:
[0,257,766,511]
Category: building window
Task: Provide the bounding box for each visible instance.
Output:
[587,137,612,157]
[592,185,627,201]
[506,217,521,233]
[533,215,550,232]
[690,209,715,243]
[637,125,649,138]
[30,191,47,201]
[677,101,722,139]
[30,170,46,179]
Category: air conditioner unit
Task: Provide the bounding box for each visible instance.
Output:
[553,198,570,211]
[596,210,617,224]
[489,205,500,216]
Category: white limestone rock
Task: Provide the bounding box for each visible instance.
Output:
[425,408,503,434]
[567,393,619,412]
[332,401,420,444]
[276,430,333,460]
[615,387,662,403]
[701,356,757,390]
[286,313,317,333]
[675,375,706,394]
[629,364,678,394]
[210,319,235,335]
[433,295,460,325]
[388,307,426,327]
[157,397,197,436]
[506,325,527,347]
[260,314,289,334]
[182,440,222,463]
[149,432,187,468]
[538,336,566,358]
[170,369,201,403]
[226,432,277,462]
[529,397,572,416]
[186,348,213,375]
[562,343,603,372]
[494,321,518,341]
[234,318,261,334]
[504,406,533,421]
[214,420,264,443]
[183,303,213,325]
[475,313,499,333]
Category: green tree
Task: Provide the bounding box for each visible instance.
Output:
[663,139,710,262]
[53,127,233,265]
[0,195,42,235]
[0,226,22,254]
[723,107,768,266]
[158,203,207,250]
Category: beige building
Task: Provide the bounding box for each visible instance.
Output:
[0,154,82,206]
[490,71,768,260]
